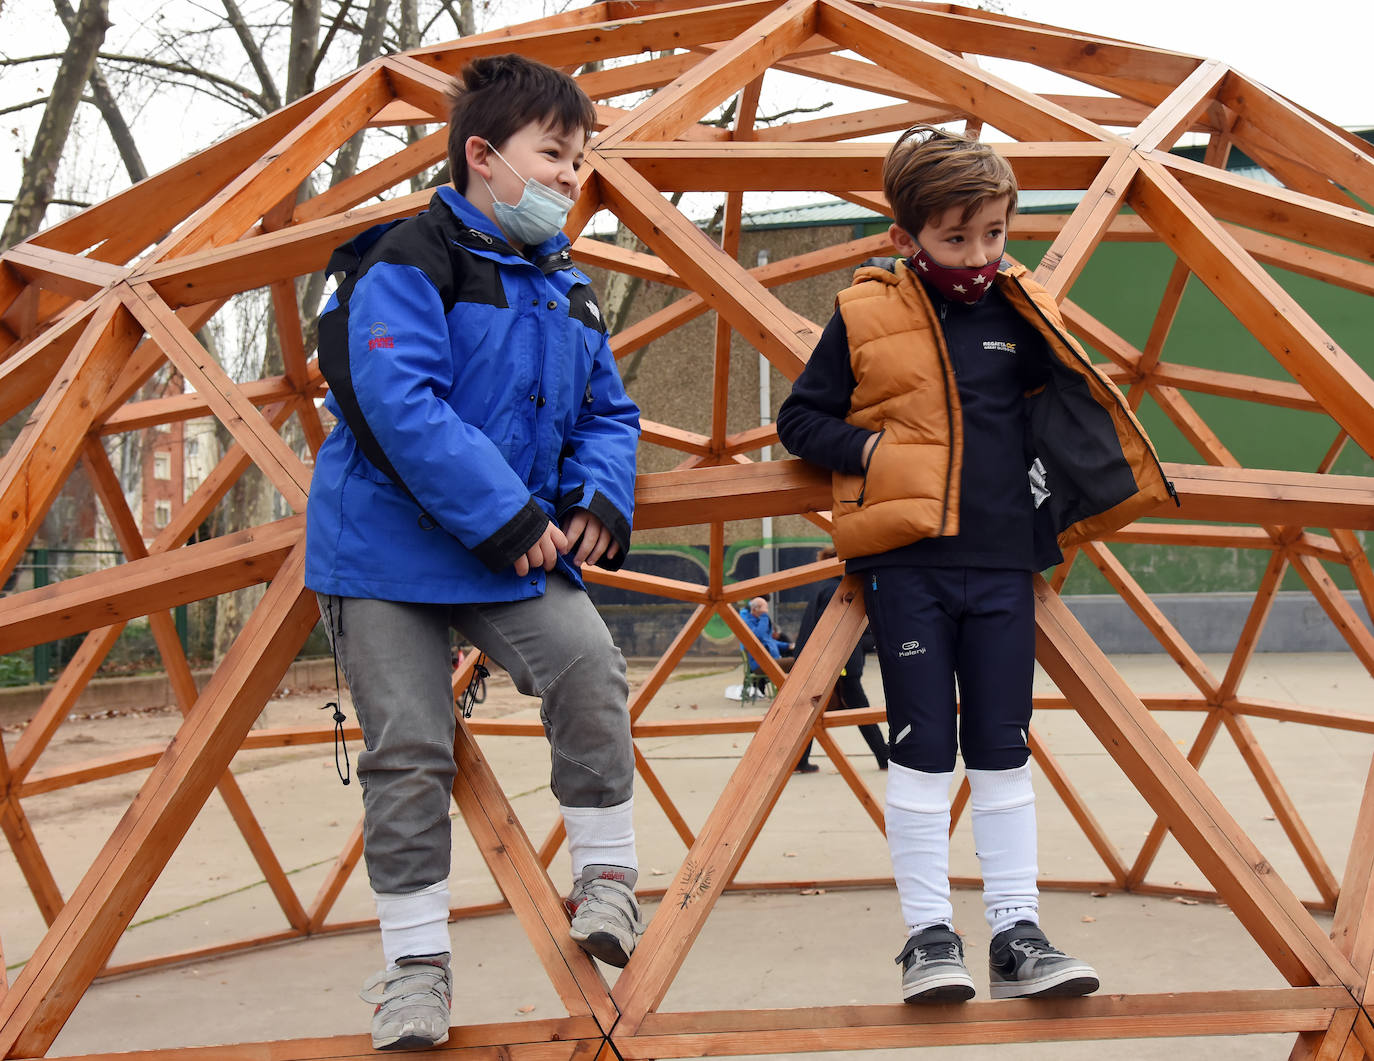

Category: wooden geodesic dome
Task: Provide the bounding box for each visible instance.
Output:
[2,0,1374,1056]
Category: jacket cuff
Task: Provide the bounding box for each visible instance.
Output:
[472,498,550,573]
[558,489,632,572]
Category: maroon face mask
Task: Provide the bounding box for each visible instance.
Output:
[908,244,1002,305]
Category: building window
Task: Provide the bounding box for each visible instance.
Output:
[185,437,198,458]
[154,451,171,480]
[154,499,172,528]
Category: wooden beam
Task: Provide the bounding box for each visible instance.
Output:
[121,285,312,512]
[620,988,1349,1055]
[597,0,819,147]
[0,541,318,1058]
[1033,577,1355,988]
[594,157,815,379]
[1122,161,1374,451]
[0,517,303,654]
[0,297,140,587]
[607,140,1114,193]
[816,0,1111,143]
[612,577,867,1029]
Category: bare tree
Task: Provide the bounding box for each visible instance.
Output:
[2,0,110,248]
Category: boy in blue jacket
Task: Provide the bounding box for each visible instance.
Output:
[778,125,1171,1005]
[306,54,642,1051]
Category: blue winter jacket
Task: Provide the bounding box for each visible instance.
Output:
[305,185,640,604]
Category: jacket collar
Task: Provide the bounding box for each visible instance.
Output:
[433,185,574,270]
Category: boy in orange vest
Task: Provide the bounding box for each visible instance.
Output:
[777,125,1171,1002]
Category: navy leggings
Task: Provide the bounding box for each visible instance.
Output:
[863,566,1034,773]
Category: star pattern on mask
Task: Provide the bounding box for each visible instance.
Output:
[952,282,967,294]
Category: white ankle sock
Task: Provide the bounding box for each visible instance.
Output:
[968,764,1039,934]
[373,880,451,967]
[562,797,637,882]
[885,763,955,932]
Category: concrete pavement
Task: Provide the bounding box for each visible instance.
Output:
[1,652,1369,1058]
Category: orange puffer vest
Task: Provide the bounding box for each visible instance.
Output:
[830,259,1172,560]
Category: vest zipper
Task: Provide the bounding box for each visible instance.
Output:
[908,274,959,535]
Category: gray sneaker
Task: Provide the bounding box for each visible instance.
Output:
[988,921,1099,999]
[896,924,976,1003]
[359,953,452,1050]
[566,864,644,968]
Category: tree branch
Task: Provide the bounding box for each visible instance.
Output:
[222,0,284,112]
[55,0,147,185]
[3,0,110,248]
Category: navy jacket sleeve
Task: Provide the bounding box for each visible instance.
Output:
[776,308,876,475]
[554,327,640,570]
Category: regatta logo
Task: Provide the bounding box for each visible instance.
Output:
[898,639,927,657]
[368,322,393,350]
[983,340,1016,354]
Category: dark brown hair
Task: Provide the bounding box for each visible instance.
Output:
[881,124,1017,237]
[445,54,596,193]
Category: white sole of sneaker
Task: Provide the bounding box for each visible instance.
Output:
[989,967,1099,1000]
[903,975,977,1004]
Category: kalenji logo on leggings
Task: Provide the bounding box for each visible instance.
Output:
[898,639,926,657]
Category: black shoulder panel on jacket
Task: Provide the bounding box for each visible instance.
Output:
[567,283,606,333]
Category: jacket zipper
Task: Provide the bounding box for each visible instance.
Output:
[909,274,960,534]
[1006,273,1178,507]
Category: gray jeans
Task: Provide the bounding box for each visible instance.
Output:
[318,575,631,894]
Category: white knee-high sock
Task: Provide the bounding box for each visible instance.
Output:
[885,763,955,933]
[562,797,637,882]
[374,880,451,966]
[968,764,1039,934]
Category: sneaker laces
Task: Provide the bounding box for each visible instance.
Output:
[914,937,960,964]
[897,927,962,968]
[1010,935,1065,959]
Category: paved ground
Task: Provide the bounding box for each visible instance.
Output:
[2,651,1371,1059]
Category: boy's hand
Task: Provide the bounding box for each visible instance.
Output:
[513,521,568,577]
[561,511,619,568]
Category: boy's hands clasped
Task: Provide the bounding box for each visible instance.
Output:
[512,511,619,576]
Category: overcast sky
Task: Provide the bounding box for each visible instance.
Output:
[1,0,1368,225]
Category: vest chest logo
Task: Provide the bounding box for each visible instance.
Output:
[983,340,1016,354]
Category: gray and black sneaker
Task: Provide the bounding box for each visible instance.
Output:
[896,924,976,1003]
[566,864,644,968]
[359,952,452,1050]
[988,921,1099,999]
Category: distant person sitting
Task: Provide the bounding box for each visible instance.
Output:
[793,547,888,773]
[740,596,794,676]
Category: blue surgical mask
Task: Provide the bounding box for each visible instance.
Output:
[482,143,574,247]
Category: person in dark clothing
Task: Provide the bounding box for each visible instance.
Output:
[777,124,1171,1006]
[794,546,887,773]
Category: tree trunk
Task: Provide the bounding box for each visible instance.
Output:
[53,0,147,185]
[285,0,323,104]
[1,0,110,248]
